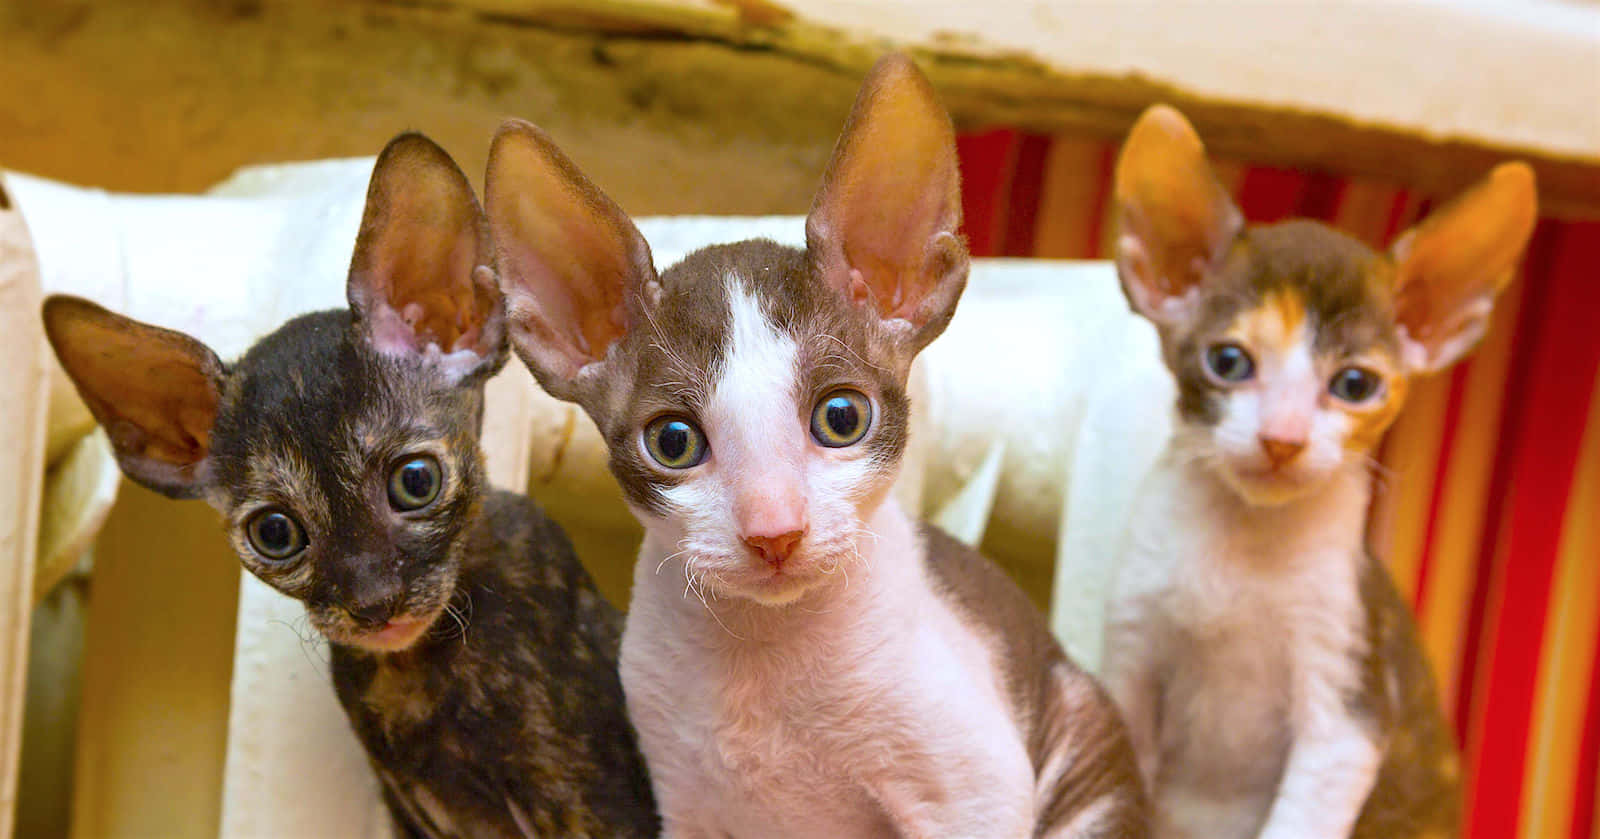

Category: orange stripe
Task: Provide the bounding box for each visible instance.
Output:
[1331,180,1402,247]
[1419,276,1527,714]
[1520,366,1600,838]
[1031,137,1109,260]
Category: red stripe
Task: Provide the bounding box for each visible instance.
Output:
[1466,221,1600,837]
[1412,364,1471,611]
[955,129,1019,258]
[1000,133,1051,257]
[1382,190,1416,242]
[1293,171,1345,221]
[1235,165,1309,223]
[1081,142,1119,260]
[1456,221,1561,740]
[1572,621,1600,839]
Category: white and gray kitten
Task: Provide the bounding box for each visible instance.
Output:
[485,54,1149,839]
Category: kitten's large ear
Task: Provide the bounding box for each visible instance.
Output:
[1389,162,1537,373]
[42,296,224,499]
[1113,105,1243,326]
[347,132,505,386]
[485,119,658,404]
[805,53,967,355]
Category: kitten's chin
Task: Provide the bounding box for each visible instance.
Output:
[322,609,443,653]
[352,615,437,652]
[714,566,830,606]
[1215,462,1325,507]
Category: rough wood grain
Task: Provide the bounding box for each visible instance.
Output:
[2,0,1594,216]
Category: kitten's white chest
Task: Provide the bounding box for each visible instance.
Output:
[621,504,1033,839]
[1112,459,1369,834]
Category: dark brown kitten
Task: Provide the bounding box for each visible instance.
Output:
[42,134,657,838]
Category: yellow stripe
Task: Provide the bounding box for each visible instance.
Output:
[1374,372,1449,602]
[1420,276,1527,713]
[1520,366,1600,838]
[1031,137,1107,259]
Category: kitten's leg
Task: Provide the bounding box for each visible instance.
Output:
[868,771,1032,839]
[1255,669,1383,839]
[1099,608,1163,789]
[659,817,723,839]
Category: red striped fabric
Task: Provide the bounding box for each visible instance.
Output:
[957,133,1600,837]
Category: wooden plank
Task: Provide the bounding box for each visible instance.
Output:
[457,0,1600,217]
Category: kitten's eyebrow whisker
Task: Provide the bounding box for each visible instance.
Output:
[812,332,885,373]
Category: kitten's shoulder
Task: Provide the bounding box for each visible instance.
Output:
[919,523,1064,672]
[919,523,1149,830]
[473,489,623,642]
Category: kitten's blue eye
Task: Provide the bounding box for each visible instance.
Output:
[1204,343,1255,383]
[388,456,441,511]
[645,416,708,469]
[246,509,306,561]
[1330,367,1382,403]
[811,389,872,448]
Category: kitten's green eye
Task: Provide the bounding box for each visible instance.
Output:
[644,416,708,469]
[1204,343,1256,383]
[388,456,442,510]
[811,389,872,448]
[246,509,306,561]
[1330,367,1383,403]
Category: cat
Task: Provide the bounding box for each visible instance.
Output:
[1099,104,1537,839]
[42,132,658,838]
[482,53,1150,839]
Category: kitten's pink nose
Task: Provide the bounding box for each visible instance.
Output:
[743,528,806,569]
[1259,435,1306,468]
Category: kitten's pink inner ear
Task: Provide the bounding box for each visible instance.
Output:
[486,120,650,381]
[44,298,222,470]
[1391,162,1537,347]
[807,54,964,331]
[1113,105,1242,315]
[350,134,499,361]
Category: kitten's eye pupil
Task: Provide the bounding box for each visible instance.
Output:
[1330,367,1382,403]
[1205,344,1255,383]
[826,398,859,437]
[246,509,306,561]
[658,423,689,461]
[644,417,708,469]
[811,389,872,448]
[388,456,442,511]
[258,515,291,550]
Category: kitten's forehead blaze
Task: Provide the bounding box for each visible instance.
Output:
[207,310,485,597]
[595,239,909,514]
[1172,222,1410,444]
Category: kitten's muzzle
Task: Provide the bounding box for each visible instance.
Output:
[347,596,402,628]
[743,529,806,569]
[1258,435,1307,469]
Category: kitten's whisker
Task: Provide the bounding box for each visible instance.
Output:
[656,547,691,575]
[691,574,746,641]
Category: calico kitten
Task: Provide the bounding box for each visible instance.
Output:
[484,54,1149,839]
[1100,105,1537,839]
[42,134,658,838]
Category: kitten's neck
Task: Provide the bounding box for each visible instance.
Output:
[637,498,922,645]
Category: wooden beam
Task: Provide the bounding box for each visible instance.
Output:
[457,0,1600,217]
